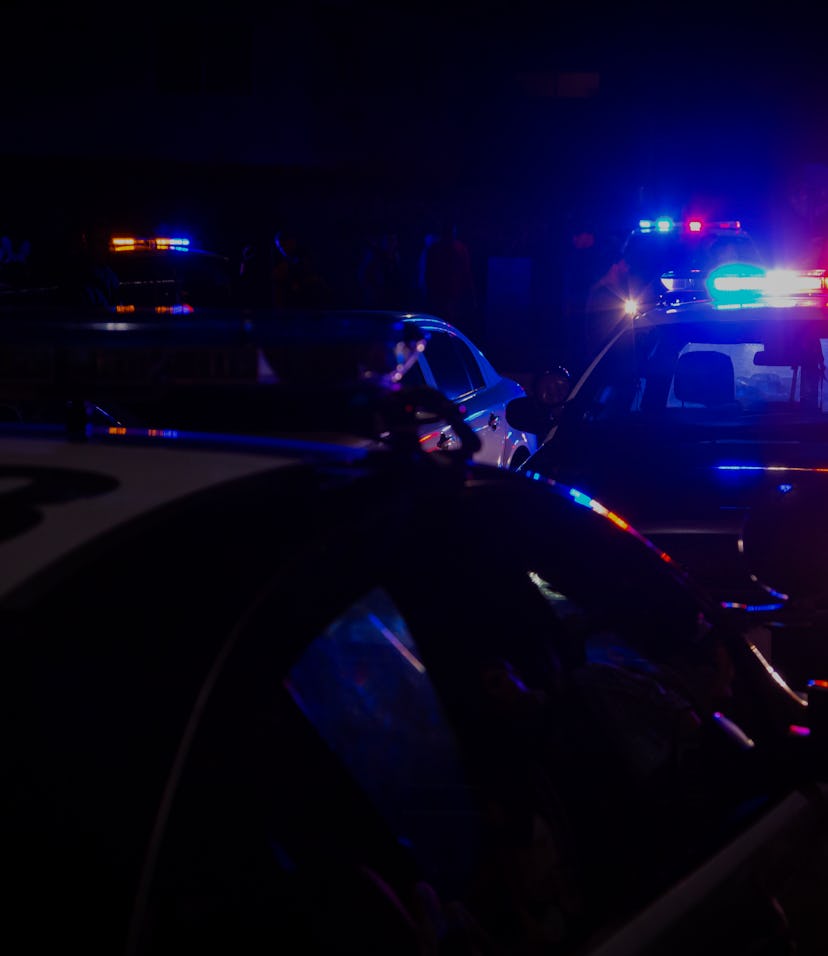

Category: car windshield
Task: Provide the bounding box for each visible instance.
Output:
[575,312,828,430]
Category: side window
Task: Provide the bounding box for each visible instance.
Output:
[421,331,481,399]
[285,586,481,894]
[578,329,642,419]
[452,338,486,392]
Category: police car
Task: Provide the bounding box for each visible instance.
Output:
[515,260,828,694]
[622,215,765,313]
[108,233,234,312]
[1,300,827,956]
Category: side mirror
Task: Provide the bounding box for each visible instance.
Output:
[505,396,554,437]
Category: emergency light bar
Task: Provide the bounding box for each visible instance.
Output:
[110,237,191,252]
[707,265,828,295]
[115,304,196,315]
[637,217,742,235]
[706,264,828,299]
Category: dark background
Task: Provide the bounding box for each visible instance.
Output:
[3,1,828,366]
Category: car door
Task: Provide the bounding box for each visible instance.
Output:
[410,324,527,467]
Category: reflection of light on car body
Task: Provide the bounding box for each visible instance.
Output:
[401,314,535,470]
[525,471,685,570]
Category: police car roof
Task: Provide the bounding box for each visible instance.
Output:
[638,263,828,326]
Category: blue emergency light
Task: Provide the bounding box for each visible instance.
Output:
[636,217,742,236]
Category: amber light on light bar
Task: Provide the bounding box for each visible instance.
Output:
[114,304,194,314]
[109,236,191,252]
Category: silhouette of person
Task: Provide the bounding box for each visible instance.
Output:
[56,223,119,306]
[424,221,476,325]
[561,221,604,373]
[237,234,273,307]
[580,244,631,373]
[358,231,405,309]
[0,228,32,288]
[271,230,330,308]
[505,366,572,444]
[415,230,439,309]
[271,230,301,308]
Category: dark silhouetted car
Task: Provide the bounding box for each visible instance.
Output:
[107,233,234,310]
[1,302,827,956]
[514,261,828,695]
[0,230,234,312]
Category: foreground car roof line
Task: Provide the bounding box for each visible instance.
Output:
[0,434,348,604]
